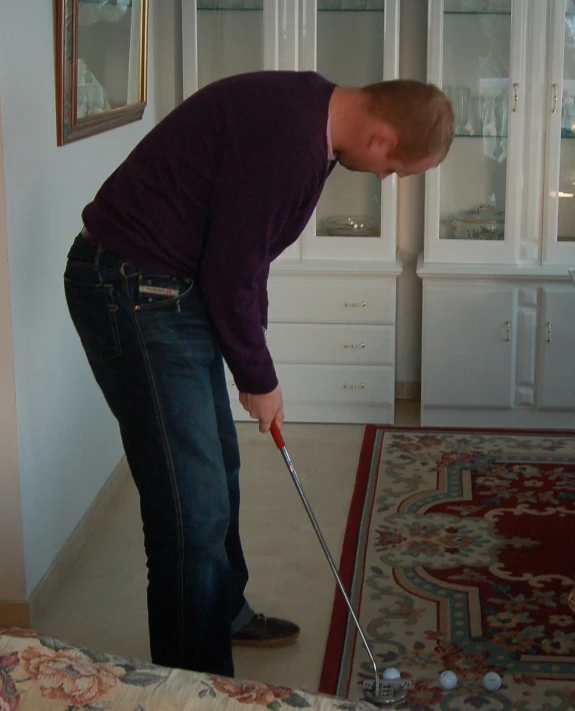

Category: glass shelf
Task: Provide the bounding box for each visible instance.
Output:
[444,11,511,15]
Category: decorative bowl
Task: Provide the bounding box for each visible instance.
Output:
[325,215,380,237]
[447,204,505,241]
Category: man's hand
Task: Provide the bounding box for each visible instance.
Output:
[239,385,284,433]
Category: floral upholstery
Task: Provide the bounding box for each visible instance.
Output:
[0,628,363,711]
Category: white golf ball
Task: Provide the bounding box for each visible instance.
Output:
[439,670,458,690]
[382,667,401,680]
[483,672,502,691]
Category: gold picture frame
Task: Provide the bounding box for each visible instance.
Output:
[55,0,149,146]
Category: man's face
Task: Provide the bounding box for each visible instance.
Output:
[338,146,441,181]
[373,152,442,180]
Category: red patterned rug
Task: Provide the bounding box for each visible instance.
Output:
[319,427,575,709]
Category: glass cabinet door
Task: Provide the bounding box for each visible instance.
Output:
[543,0,575,265]
[297,0,399,262]
[197,1,264,90]
[425,0,527,264]
[183,0,268,97]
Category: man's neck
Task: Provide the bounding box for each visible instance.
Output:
[328,86,368,155]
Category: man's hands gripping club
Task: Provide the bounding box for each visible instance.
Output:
[239,385,284,433]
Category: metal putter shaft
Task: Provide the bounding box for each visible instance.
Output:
[269,421,384,698]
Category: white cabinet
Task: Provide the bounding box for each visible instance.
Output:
[228,269,398,423]
[183,0,403,424]
[419,262,575,429]
[419,0,575,430]
[422,284,515,409]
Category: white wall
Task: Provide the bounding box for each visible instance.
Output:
[0,1,164,597]
[0,99,25,603]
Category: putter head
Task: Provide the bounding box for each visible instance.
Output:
[363,677,411,706]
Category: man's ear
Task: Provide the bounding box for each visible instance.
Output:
[369,121,398,155]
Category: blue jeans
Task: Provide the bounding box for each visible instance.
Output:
[63,234,254,676]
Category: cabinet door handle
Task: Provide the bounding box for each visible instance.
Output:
[343,383,365,390]
[545,321,553,342]
[552,83,559,114]
[343,342,366,349]
[344,301,366,308]
[505,320,512,342]
[512,82,520,113]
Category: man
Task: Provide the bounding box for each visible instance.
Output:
[63,71,454,677]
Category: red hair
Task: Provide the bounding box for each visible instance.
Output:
[361,80,455,162]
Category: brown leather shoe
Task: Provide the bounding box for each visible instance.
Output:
[232,613,300,647]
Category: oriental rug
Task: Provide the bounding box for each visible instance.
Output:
[319,427,575,710]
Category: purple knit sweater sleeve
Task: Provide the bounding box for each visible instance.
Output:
[198,100,329,394]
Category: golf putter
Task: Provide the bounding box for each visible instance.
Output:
[269,421,411,706]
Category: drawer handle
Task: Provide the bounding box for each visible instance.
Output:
[343,342,366,349]
[505,320,512,342]
[344,301,366,308]
[343,383,365,390]
[546,321,553,343]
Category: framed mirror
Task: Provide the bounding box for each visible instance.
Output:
[56,0,149,146]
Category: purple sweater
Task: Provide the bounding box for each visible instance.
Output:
[83,71,337,394]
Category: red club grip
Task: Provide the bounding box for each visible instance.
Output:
[270,420,285,449]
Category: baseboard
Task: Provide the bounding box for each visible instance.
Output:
[395,381,421,400]
[0,602,31,629]
[7,457,131,628]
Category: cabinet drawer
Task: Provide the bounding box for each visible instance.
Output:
[275,364,394,405]
[225,364,393,405]
[267,324,394,365]
[224,364,394,424]
[268,277,396,324]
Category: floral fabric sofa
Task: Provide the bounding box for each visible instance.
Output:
[0,628,365,711]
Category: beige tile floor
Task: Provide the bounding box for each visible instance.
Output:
[36,401,420,692]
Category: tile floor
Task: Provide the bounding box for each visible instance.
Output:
[36,401,420,692]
